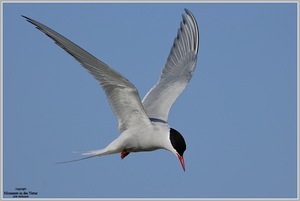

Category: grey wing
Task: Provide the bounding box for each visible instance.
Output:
[23,16,151,132]
[142,9,199,122]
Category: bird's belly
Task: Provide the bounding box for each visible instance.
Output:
[126,144,161,153]
[118,123,168,153]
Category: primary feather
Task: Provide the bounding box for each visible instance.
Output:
[142,9,199,122]
[22,15,151,132]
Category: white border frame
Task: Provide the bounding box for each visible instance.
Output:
[1,1,299,201]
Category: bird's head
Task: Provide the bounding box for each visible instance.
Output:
[169,128,186,171]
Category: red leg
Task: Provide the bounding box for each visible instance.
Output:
[121,150,130,159]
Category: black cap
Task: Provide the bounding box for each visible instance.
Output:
[169,128,186,156]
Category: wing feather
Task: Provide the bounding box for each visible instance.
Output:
[142,9,199,122]
[23,16,151,132]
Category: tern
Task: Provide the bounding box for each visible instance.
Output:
[23,8,199,171]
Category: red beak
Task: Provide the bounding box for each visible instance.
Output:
[177,154,185,172]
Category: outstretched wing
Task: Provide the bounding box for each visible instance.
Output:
[23,16,151,132]
[142,9,199,122]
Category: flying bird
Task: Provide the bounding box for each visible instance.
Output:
[23,8,199,171]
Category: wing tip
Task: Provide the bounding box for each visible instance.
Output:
[21,15,34,24]
[183,8,199,54]
[21,15,29,19]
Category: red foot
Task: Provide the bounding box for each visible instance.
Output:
[121,150,130,159]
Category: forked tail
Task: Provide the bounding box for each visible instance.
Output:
[55,148,116,164]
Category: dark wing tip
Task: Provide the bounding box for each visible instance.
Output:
[22,15,32,22]
[183,8,199,54]
[184,8,191,15]
[22,15,40,29]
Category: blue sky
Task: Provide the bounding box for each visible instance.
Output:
[2,2,298,199]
